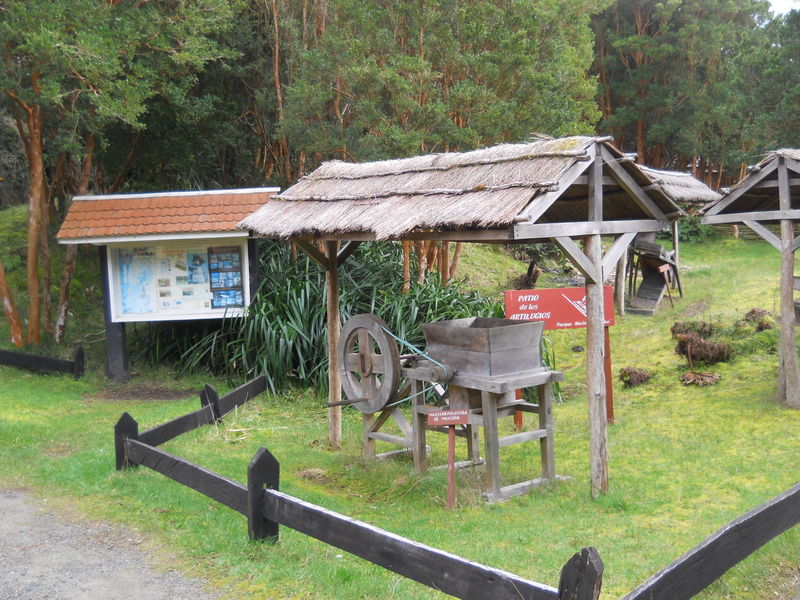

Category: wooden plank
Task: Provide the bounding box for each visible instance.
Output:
[448,369,563,394]
[125,439,248,515]
[138,404,215,447]
[702,208,800,225]
[601,232,636,279]
[336,240,361,266]
[498,428,546,448]
[559,548,604,600]
[367,432,413,448]
[553,236,601,284]
[514,219,667,240]
[742,220,782,251]
[600,146,667,221]
[217,375,267,418]
[702,159,778,216]
[0,349,78,377]
[261,488,559,600]
[623,482,800,600]
[295,239,329,269]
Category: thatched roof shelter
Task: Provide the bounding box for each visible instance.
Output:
[241,135,719,497]
[702,149,800,409]
[240,136,715,242]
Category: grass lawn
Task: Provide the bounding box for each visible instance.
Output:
[0,235,799,599]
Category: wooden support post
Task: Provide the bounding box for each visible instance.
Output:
[586,146,609,497]
[326,241,343,447]
[402,241,411,292]
[558,547,604,600]
[614,251,626,316]
[247,447,280,542]
[481,390,502,500]
[585,235,609,497]
[114,412,138,470]
[200,383,221,421]
[777,160,800,408]
[538,384,555,479]
[362,413,377,459]
[99,246,129,381]
[604,327,614,424]
[671,220,680,276]
[411,379,428,472]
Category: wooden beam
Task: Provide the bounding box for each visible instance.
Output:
[573,175,619,186]
[336,240,362,266]
[600,146,667,221]
[99,246,129,381]
[703,208,800,225]
[703,159,779,216]
[326,241,343,447]
[777,160,800,409]
[260,489,560,600]
[742,220,782,252]
[515,156,593,223]
[740,178,800,189]
[584,234,608,498]
[552,236,601,284]
[601,232,636,279]
[295,239,329,269]
[313,230,513,243]
[514,219,666,240]
[588,143,603,223]
[792,235,800,253]
[782,155,800,177]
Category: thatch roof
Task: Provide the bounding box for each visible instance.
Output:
[239,137,710,241]
[640,166,722,205]
[702,148,800,218]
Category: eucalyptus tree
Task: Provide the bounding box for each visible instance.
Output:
[0,0,241,345]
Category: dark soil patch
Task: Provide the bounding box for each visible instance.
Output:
[85,383,197,402]
[682,300,708,317]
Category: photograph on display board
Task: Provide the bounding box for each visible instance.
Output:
[188,253,209,284]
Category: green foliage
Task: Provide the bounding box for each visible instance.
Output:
[138,242,503,391]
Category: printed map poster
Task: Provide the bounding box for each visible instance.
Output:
[110,240,249,322]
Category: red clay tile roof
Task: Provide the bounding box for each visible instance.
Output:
[57,189,277,241]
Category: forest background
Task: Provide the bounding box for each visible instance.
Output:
[1,0,799,347]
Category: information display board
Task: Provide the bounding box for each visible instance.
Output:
[109,239,250,322]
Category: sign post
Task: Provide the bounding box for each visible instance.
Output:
[504,286,616,423]
[428,409,470,509]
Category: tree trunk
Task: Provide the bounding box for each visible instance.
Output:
[26,103,45,345]
[0,258,24,347]
[402,241,410,292]
[448,242,462,281]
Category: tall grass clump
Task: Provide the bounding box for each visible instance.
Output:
[137,241,503,391]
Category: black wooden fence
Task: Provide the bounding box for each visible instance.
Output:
[0,346,84,378]
[114,377,800,599]
[114,376,603,600]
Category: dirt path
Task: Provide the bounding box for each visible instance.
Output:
[0,488,220,600]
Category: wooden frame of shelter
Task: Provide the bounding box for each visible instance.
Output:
[702,149,800,409]
[240,136,716,497]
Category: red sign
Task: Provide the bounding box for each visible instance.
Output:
[504,286,615,330]
[427,409,470,426]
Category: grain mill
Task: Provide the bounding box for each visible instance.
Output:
[337,313,563,502]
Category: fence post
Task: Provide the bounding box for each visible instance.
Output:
[248,447,280,542]
[200,383,221,421]
[114,412,139,470]
[72,346,85,379]
[558,547,604,600]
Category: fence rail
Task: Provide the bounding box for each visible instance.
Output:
[114,376,603,600]
[114,378,800,600]
[0,346,84,378]
[623,480,800,600]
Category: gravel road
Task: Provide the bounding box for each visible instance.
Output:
[0,488,220,600]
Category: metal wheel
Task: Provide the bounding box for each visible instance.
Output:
[339,314,401,413]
